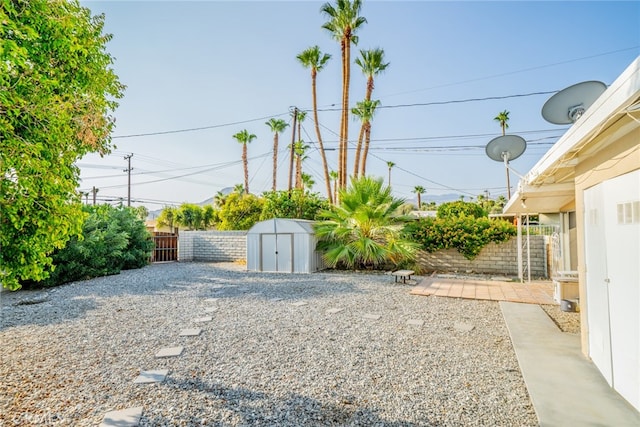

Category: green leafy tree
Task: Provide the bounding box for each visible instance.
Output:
[202,205,217,229]
[437,201,487,219]
[265,118,288,191]
[1,0,125,289]
[321,0,367,191]
[232,129,257,194]
[260,189,330,221]
[297,46,333,203]
[217,192,264,230]
[314,176,419,269]
[156,206,178,232]
[175,203,204,230]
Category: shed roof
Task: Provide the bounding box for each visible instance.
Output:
[247,218,316,235]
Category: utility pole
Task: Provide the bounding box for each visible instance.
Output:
[92,186,98,205]
[124,154,133,207]
[287,107,298,193]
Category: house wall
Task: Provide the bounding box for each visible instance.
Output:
[574,128,640,355]
[178,230,247,262]
[415,235,548,278]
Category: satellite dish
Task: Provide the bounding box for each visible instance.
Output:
[486,135,527,199]
[542,80,607,125]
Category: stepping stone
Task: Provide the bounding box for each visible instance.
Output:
[179,328,202,337]
[203,298,219,303]
[133,369,169,384]
[203,307,218,313]
[100,406,143,427]
[407,319,425,327]
[363,314,381,320]
[270,298,284,302]
[155,346,184,358]
[291,301,308,307]
[326,308,344,314]
[193,316,213,323]
[454,322,475,332]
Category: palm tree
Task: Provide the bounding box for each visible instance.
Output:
[329,170,339,204]
[232,129,256,194]
[293,140,309,190]
[355,47,389,102]
[386,161,395,187]
[351,99,380,177]
[297,46,333,204]
[494,110,510,135]
[414,185,425,210]
[301,172,315,192]
[314,175,419,269]
[288,109,306,192]
[321,0,367,191]
[265,118,289,191]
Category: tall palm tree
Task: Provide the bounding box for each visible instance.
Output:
[265,118,289,191]
[494,110,510,135]
[297,46,333,204]
[301,172,315,192]
[321,0,367,191]
[414,185,425,210]
[351,99,380,177]
[355,47,389,102]
[386,161,395,187]
[232,129,256,194]
[314,175,419,269]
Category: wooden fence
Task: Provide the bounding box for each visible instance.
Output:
[151,232,178,262]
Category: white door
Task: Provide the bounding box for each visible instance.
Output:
[261,233,293,273]
[584,169,640,411]
[602,171,640,410]
[584,183,613,385]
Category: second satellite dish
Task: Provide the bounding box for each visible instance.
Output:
[485,135,527,200]
[542,80,607,125]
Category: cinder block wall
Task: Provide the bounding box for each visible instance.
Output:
[415,235,548,278]
[178,231,247,262]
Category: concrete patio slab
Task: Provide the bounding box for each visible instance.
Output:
[100,406,143,427]
[179,328,202,337]
[155,346,184,358]
[501,301,640,426]
[133,369,169,384]
[412,277,555,305]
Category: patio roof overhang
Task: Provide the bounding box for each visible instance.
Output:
[504,56,640,215]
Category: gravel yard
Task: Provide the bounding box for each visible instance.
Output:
[1,262,538,426]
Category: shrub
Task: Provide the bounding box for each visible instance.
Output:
[22,205,153,288]
[405,216,516,260]
[437,201,487,219]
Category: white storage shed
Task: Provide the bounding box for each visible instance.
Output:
[246,218,325,273]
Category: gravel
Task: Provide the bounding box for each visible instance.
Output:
[1,262,539,426]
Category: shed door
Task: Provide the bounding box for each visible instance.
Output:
[584,170,640,411]
[261,233,293,273]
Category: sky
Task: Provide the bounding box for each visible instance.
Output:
[77,0,640,211]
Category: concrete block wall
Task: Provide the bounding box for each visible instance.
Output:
[178,231,247,262]
[415,235,548,278]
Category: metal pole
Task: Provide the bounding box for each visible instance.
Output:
[526,214,531,283]
[517,214,523,283]
[124,154,133,207]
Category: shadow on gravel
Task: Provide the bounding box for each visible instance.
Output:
[151,376,424,426]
